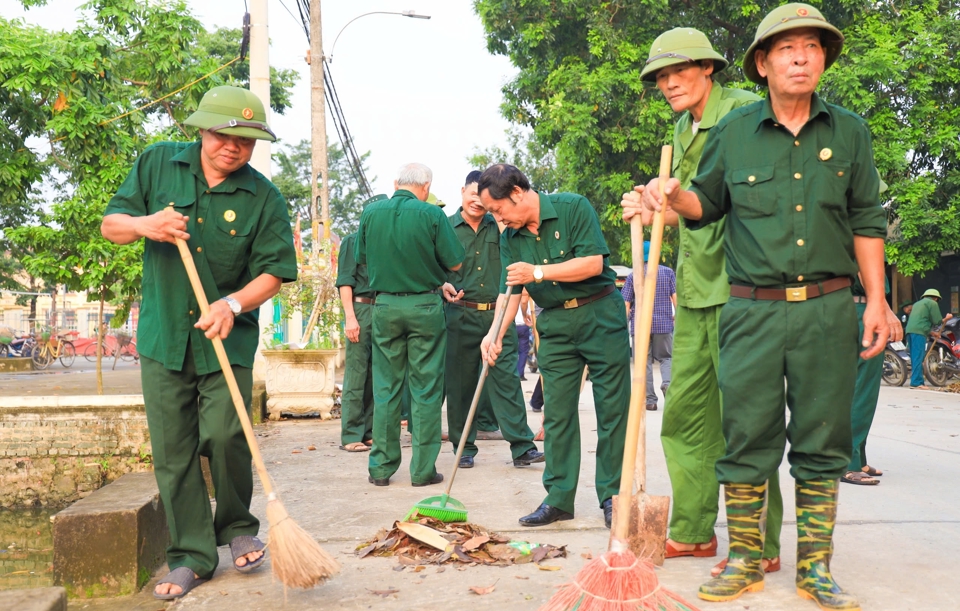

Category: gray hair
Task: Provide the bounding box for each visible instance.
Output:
[396,163,432,187]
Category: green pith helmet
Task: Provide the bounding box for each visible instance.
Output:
[184,85,276,142]
[743,3,844,86]
[923,288,942,299]
[640,27,728,82]
[426,192,446,208]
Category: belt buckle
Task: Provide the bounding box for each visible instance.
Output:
[786,286,808,302]
[563,298,579,309]
[477,303,489,311]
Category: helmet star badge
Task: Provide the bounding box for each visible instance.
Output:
[797,7,809,16]
[241,107,254,120]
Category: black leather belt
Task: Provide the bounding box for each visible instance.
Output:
[729,277,852,302]
[547,285,616,310]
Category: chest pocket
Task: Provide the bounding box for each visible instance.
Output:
[815,161,851,212]
[547,232,573,263]
[730,166,776,219]
[483,230,501,267]
[206,203,257,281]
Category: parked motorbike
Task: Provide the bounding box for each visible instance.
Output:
[0,334,36,359]
[882,340,911,386]
[922,318,960,387]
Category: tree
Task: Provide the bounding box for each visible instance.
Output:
[472,0,958,272]
[271,138,375,237]
[468,127,563,194]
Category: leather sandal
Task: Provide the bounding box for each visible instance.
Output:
[666,535,718,558]
[841,471,878,486]
[861,465,882,477]
[713,556,781,577]
[339,442,369,452]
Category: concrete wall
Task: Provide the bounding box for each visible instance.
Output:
[0,396,152,509]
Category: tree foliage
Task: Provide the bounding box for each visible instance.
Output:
[271,138,375,237]
[469,127,563,194]
[473,0,959,271]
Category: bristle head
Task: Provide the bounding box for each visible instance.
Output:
[415,506,468,523]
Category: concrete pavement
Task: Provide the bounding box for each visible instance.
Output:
[64,377,960,611]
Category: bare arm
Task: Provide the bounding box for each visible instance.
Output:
[339,285,360,343]
[621,186,680,227]
[641,177,703,221]
[480,292,522,366]
[504,255,603,286]
[101,209,189,245]
[196,273,283,340]
[853,236,890,359]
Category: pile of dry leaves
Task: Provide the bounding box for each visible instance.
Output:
[356,517,566,568]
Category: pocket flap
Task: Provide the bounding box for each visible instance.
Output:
[158,194,196,210]
[732,166,774,186]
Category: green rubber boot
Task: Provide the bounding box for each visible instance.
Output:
[796,479,861,611]
[698,483,766,602]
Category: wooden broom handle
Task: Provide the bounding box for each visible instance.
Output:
[175,238,275,497]
[613,145,672,540]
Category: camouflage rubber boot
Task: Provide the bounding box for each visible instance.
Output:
[795,479,861,611]
[698,483,766,602]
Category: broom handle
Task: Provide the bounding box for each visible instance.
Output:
[444,285,515,497]
[175,238,275,497]
[630,212,646,494]
[613,146,671,540]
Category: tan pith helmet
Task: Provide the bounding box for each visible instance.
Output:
[640,27,728,83]
[184,85,276,142]
[743,3,844,86]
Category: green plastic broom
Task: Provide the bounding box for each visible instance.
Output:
[404,285,516,523]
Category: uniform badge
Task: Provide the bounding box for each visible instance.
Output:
[797,7,809,16]
[241,107,254,120]
[224,210,237,222]
[819,148,833,161]
[555,231,560,239]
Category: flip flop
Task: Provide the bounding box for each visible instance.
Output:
[230,535,266,573]
[862,465,883,477]
[153,566,208,600]
[339,442,370,452]
[841,471,878,486]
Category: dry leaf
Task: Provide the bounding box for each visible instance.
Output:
[462,535,490,552]
[291,450,302,454]
[307,445,317,450]
[515,576,529,580]
[436,567,446,573]
[581,552,593,560]
[531,546,549,564]
[539,565,562,571]
[413,565,426,573]
[219,590,228,595]
[368,588,400,598]
[357,544,376,558]
[469,581,498,595]
[52,91,68,113]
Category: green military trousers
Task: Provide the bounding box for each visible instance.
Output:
[341,301,374,446]
[662,305,782,558]
[141,345,257,579]
[848,302,884,472]
[444,304,536,459]
[369,293,446,483]
[716,290,858,484]
[536,292,631,514]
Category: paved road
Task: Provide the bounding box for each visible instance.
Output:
[0,359,142,395]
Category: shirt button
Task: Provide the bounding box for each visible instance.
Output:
[794,140,800,146]
[536,237,541,241]
[797,239,805,246]
[837,171,845,177]
[189,310,194,315]
[796,205,803,212]
[685,252,690,257]
[230,229,236,236]
[794,172,802,179]
[748,175,756,182]
[543,259,548,263]
[168,202,175,206]
[560,250,564,255]
[553,282,558,285]
[797,275,804,282]
[197,247,202,253]
[480,284,484,287]
[198,217,203,223]
[205,190,211,194]
[476,251,480,255]
[477,267,482,271]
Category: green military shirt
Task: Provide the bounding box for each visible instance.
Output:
[905,297,943,336]
[673,85,761,309]
[335,233,373,298]
[355,189,464,293]
[104,141,298,375]
[688,93,886,288]
[499,192,616,309]
[446,211,501,303]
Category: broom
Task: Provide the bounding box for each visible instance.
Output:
[538,146,698,611]
[405,285,516,522]
[175,237,340,588]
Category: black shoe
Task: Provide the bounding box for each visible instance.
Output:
[519,503,574,527]
[646,403,658,411]
[513,449,545,466]
[530,404,543,413]
[661,382,670,396]
[458,456,475,469]
[519,375,528,381]
[601,498,613,529]
[412,472,444,487]
[368,475,389,487]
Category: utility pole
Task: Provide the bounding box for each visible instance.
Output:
[310,0,331,244]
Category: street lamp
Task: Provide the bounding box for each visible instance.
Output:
[328,10,432,62]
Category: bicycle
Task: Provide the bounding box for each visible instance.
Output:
[82,334,138,362]
[31,331,78,370]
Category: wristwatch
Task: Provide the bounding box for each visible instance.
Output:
[221,296,242,316]
[533,265,544,284]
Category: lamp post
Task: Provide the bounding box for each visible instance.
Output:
[309,6,431,245]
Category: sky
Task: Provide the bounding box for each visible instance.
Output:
[1,0,519,214]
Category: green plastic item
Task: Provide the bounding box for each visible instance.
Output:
[403,494,468,523]
[507,541,536,555]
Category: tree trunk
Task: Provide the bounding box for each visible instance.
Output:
[96,289,104,395]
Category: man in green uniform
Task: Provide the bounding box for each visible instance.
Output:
[101,86,297,599]
[357,163,465,486]
[622,27,783,574]
[638,6,889,608]
[441,171,543,469]
[477,164,631,529]
[905,289,952,389]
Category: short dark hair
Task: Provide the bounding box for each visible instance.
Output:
[464,170,482,186]
[477,164,531,199]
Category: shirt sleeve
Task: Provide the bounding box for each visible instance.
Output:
[435,211,466,271]
[666,267,677,295]
[568,196,610,257]
[355,210,369,265]
[926,301,943,329]
[499,231,513,293]
[621,273,634,304]
[247,187,298,283]
[336,235,357,288]
[687,128,730,229]
[846,120,886,238]
[104,151,151,217]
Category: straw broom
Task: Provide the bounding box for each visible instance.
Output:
[175,237,340,588]
[538,146,697,611]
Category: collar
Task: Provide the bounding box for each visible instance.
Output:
[452,209,496,229]
[755,92,831,133]
[171,142,257,194]
[695,83,725,131]
[392,189,420,201]
[518,192,557,237]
